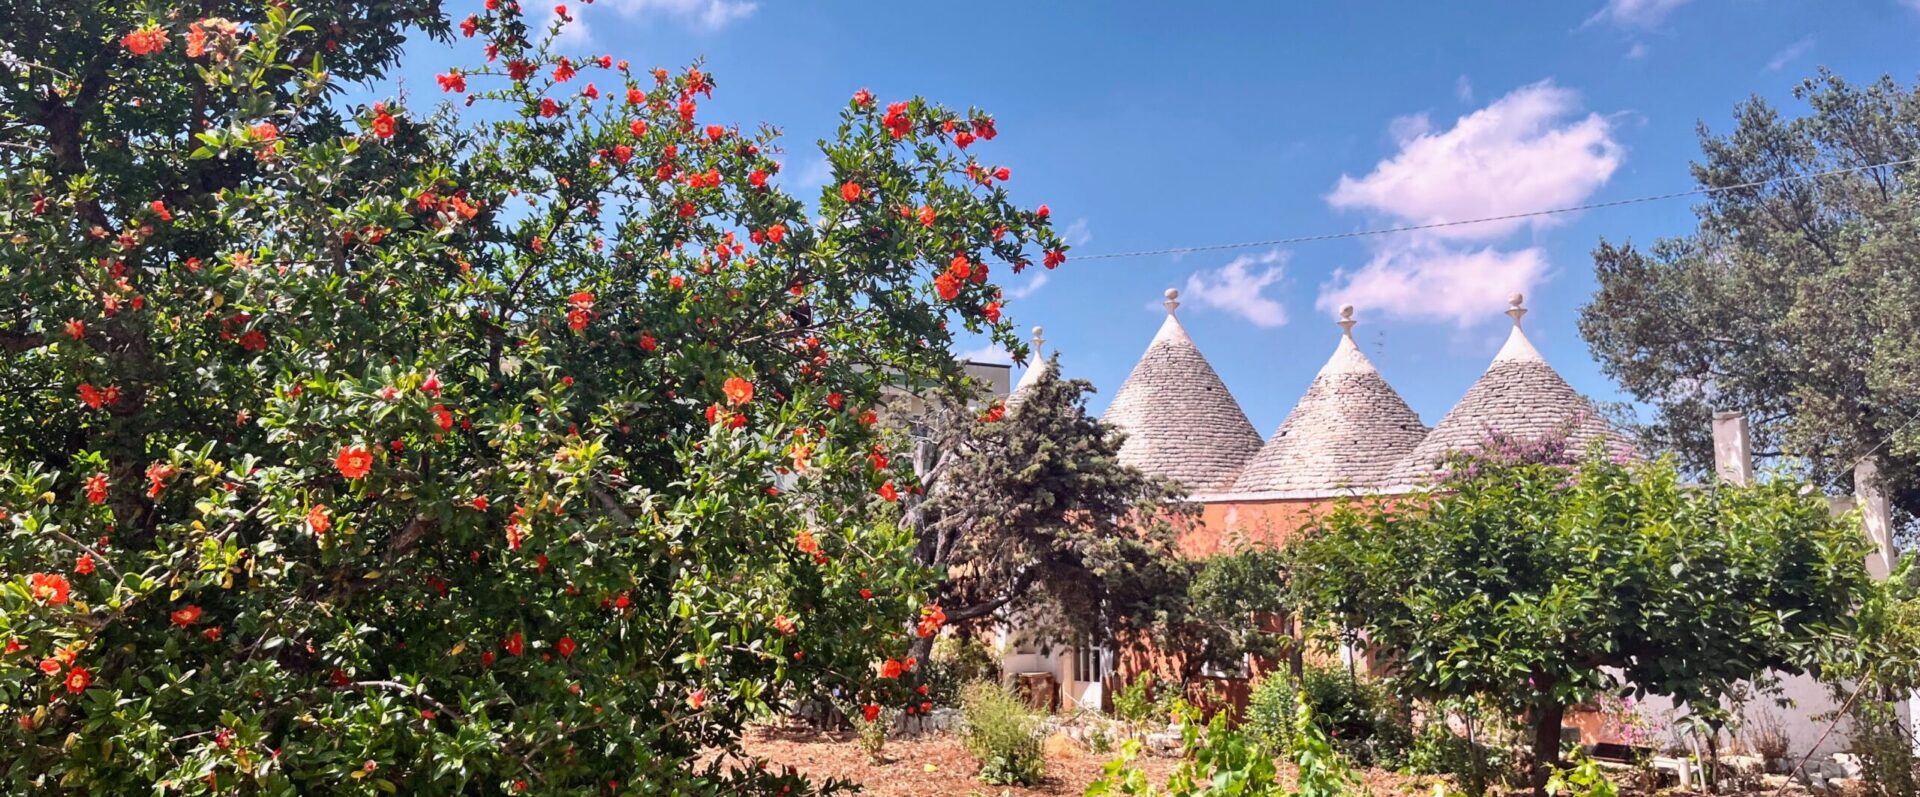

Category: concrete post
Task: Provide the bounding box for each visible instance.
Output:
[1857,459,1896,580]
[1711,411,1754,487]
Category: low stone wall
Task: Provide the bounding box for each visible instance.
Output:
[891,707,961,739]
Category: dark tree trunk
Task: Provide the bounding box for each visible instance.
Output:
[1530,700,1568,797]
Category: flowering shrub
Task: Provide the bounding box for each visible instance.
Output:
[0,1,1064,793]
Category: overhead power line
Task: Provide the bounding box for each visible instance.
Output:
[1070,157,1920,261]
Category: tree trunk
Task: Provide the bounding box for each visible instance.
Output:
[1286,613,1305,681]
[1465,705,1488,797]
[1530,700,1568,797]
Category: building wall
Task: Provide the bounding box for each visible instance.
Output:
[1181,496,1333,556]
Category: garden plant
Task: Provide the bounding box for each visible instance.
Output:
[0,0,1066,793]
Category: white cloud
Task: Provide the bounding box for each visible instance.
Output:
[1174,250,1290,328]
[1317,81,1619,326]
[1624,42,1650,60]
[1904,0,1920,13]
[1327,80,1623,242]
[956,342,1013,366]
[1006,271,1050,301]
[775,157,837,197]
[549,12,593,46]
[1316,241,1550,328]
[549,0,757,42]
[1058,218,1093,248]
[1455,75,1474,104]
[1765,36,1815,72]
[601,0,758,30]
[1587,0,1693,28]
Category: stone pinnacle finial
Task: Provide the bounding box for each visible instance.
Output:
[1164,288,1181,314]
[1506,292,1527,327]
[1338,304,1357,337]
[1031,325,1045,355]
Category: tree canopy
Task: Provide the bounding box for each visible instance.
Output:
[1288,433,1870,793]
[0,0,1066,793]
[1580,70,1920,535]
[901,360,1192,651]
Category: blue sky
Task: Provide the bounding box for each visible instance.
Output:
[388,0,1920,434]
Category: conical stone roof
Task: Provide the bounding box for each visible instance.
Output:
[1388,295,1627,487]
[1102,290,1263,493]
[1230,307,1428,495]
[1006,326,1053,412]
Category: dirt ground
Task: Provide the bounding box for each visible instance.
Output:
[732,721,1439,797]
[729,721,1838,797]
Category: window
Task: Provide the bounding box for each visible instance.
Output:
[1074,645,1110,684]
[1200,653,1250,680]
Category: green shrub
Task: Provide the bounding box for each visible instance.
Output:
[1546,750,1620,797]
[1086,710,1286,797]
[850,703,892,764]
[1244,665,1410,766]
[1087,722,1115,754]
[1293,696,1361,797]
[960,682,1045,786]
[1408,699,1520,795]
[924,636,1000,705]
[1114,672,1160,726]
[1246,670,1300,757]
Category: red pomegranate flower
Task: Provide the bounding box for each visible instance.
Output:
[75,555,95,576]
[121,27,169,56]
[335,445,373,479]
[916,603,947,638]
[688,688,706,709]
[862,704,881,722]
[64,665,91,694]
[933,272,960,302]
[307,504,330,535]
[556,636,577,658]
[878,482,899,503]
[880,659,903,679]
[370,111,397,139]
[29,573,70,605]
[171,605,202,627]
[722,376,754,406]
[839,182,862,203]
[504,632,525,657]
[84,473,109,504]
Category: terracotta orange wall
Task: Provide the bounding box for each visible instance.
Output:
[1178,497,1332,556]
